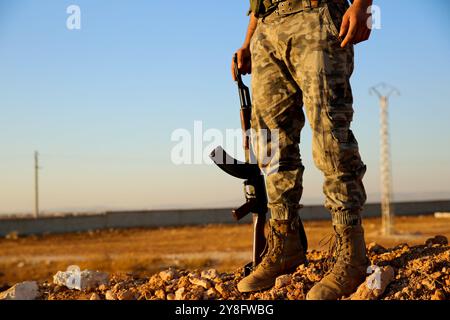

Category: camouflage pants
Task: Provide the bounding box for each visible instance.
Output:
[250,2,367,225]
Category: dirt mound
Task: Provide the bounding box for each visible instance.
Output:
[31,235,449,300]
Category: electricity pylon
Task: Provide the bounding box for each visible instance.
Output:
[34,151,40,218]
[370,83,400,236]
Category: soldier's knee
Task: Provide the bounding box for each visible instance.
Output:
[312,128,365,176]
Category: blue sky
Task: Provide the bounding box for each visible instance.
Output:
[1,0,449,214]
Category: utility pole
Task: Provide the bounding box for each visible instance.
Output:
[34,150,40,219]
[370,83,400,236]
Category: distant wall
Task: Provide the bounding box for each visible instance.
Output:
[1,200,449,236]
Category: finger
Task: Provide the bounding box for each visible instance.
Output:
[339,14,350,38]
[352,24,366,44]
[341,18,357,47]
[242,59,251,75]
[237,50,244,69]
[231,56,237,81]
[354,26,371,44]
[363,27,372,41]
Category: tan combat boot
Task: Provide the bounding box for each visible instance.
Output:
[306,224,369,300]
[237,217,307,293]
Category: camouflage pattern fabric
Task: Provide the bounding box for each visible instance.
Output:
[250,2,367,224]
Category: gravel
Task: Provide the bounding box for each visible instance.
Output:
[12,235,450,300]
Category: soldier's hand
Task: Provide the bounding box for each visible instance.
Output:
[339,0,373,48]
[232,47,252,81]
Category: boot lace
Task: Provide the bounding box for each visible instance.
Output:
[319,226,354,276]
[260,221,290,267]
[318,233,340,274]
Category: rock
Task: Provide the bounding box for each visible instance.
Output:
[105,290,117,300]
[53,268,109,291]
[431,272,442,279]
[5,231,19,240]
[98,284,108,291]
[421,279,434,290]
[154,289,166,300]
[189,276,212,289]
[204,288,218,300]
[90,293,101,300]
[431,289,446,300]
[367,242,387,254]
[351,266,395,300]
[275,275,291,289]
[201,269,219,281]
[215,282,237,299]
[0,281,40,300]
[166,293,176,300]
[177,276,190,289]
[425,235,448,246]
[113,283,127,292]
[401,287,411,295]
[159,269,178,282]
[188,271,201,278]
[53,285,64,293]
[188,286,205,300]
[117,290,136,300]
[175,287,186,300]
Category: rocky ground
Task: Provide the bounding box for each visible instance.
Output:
[2,215,450,288]
[2,235,448,300]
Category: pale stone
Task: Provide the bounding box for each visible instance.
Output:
[201,269,219,280]
[53,269,109,291]
[159,269,178,282]
[275,275,291,289]
[90,293,101,300]
[154,289,166,300]
[351,266,395,300]
[189,276,212,289]
[105,290,117,300]
[117,290,136,300]
[175,287,186,300]
[0,281,39,300]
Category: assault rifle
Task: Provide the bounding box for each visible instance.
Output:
[210,54,267,275]
[210,54,308,276]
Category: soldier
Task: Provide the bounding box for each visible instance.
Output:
[232,0,373,299]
